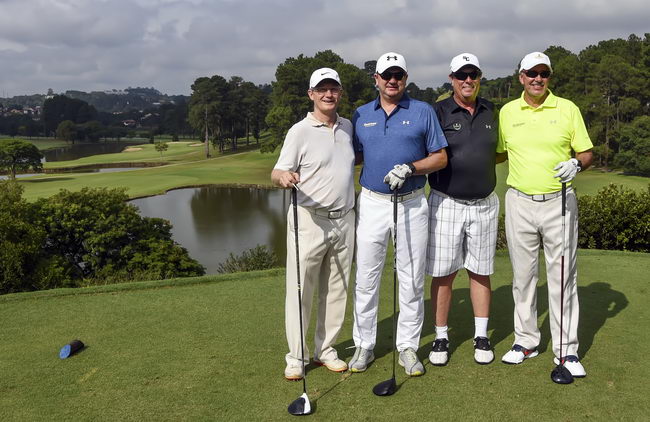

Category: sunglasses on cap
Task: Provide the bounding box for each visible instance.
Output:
[378,70,406,81]
[522,69,551,78]
[452,70,482,81]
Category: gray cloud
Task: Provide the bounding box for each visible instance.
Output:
[0,0,647,96]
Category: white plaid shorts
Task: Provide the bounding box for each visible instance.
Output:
[425,190,499,277]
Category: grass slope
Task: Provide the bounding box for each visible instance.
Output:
[1,250,648,420]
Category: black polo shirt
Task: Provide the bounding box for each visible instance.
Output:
[428,96,498,200]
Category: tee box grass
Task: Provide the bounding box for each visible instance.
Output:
[0,250,648,420]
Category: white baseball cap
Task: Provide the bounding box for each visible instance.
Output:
[450,53,481,73]
[376,52,408,74]
[519,52,553,73]
[309,68,341,89]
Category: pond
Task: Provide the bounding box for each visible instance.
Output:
[130,186,289,274]
[43,141,144,162]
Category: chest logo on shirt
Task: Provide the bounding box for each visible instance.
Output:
[363,122,377,127]
[402,120,410,125]
[453,123,462,131]
[549,120,557,124]
[512,122,525,127]
[485,124,492,129]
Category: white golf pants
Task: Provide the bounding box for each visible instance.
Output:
[505,188,580,358]
[353,188,429,352]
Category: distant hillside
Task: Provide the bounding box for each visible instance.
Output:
[0,87,189,113]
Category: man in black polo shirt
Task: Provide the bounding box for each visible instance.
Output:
[426,53,505,366]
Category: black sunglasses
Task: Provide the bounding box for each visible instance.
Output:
[379,70,406,81]
[452,70,482,81]
[523,69,551,78]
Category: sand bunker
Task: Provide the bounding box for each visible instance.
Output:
[124,147,143,152]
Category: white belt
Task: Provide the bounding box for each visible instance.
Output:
[511,187,572,202]
[362,187,424,203]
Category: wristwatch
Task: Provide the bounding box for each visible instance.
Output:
[407,162,416,174]
[576,159,583,172]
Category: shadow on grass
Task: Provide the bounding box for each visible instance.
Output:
[21,177,75,183]
[337,280,627,363]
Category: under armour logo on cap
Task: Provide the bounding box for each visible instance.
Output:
[376,52,407,74]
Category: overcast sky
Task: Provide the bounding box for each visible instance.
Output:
[0,0,647,96]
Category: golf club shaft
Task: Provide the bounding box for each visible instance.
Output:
[292,187,307,394]
[392,189,398,379]
[560,183,566,364]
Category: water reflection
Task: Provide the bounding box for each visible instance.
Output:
[131,186,289,274]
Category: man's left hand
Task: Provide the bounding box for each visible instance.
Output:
[383,164,412,191]
[554,158,581,183]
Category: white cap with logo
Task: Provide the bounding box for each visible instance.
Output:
[519,52,553,73]
[376,52,408,74]
[450,53,481,72]
[309,68,341,89]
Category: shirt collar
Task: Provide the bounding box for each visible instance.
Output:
[373,93,411,111]
[306,112,340,127]
[518,89,558,109]
[447,96,488,113]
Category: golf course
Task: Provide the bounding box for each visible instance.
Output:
[2,140,649,420]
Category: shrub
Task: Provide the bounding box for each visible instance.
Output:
[217,245,279,274]
[578,184,650,252]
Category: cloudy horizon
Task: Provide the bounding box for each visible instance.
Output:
[0,0,647,96]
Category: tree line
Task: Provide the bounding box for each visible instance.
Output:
[264,34,650,176]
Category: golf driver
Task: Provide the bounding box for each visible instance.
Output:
[372,188,398,397]
[287,186,313,415]
[551,182,574,385]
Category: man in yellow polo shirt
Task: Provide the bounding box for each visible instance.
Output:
[497,52,593,378]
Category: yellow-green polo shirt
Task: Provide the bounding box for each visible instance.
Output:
[497,90,593,194]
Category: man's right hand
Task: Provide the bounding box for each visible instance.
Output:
[276,170,300,189]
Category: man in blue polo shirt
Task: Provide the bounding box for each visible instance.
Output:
[349,52,448,376]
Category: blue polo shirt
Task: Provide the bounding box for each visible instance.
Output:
[353,94,447,194]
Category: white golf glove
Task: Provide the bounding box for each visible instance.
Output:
[383,164,413,191]
[553,158,581,183]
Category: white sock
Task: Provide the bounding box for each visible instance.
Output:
[435,325,449,340]
[474,317,489,338]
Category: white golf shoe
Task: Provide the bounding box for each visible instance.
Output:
[428,338,450,366]
[314,357,348,373]
[501,344,539,364]
[284,364,304,381]
[473,337,495,365]
[554,355,586,378]
[348,347,374,373]
[399,347,425,376]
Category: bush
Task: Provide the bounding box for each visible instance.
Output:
[578,184,650,252]
[217,245,279,274]
[1,184,205,294]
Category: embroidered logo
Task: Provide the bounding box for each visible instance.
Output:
[387,55,398,61]
[513,122,525,127]
[363,122,377,127]
[452,123,462,131]
[485,124,492,129]
[402,120,410,125]
[463,55,470,61]
[549,120,557,124]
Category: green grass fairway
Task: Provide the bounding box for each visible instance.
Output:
[43,142,205,168]
[1,250,648,420]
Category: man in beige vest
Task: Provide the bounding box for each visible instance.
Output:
[272,68,356,380]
